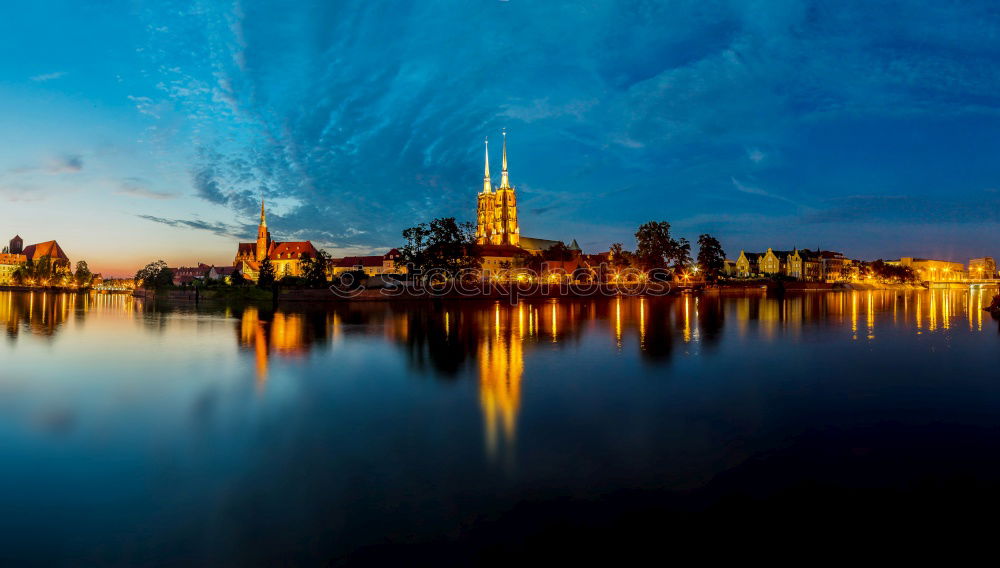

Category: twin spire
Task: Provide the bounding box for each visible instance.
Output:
[499,129,510,190]
[481,130,512,193]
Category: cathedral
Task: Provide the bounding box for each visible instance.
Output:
[473,133,585,278]
[234,200,319,281]
[476,131,520,246]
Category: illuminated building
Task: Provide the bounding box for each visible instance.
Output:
[785,249,823,281]
[472,133,583,278]
[0,252,26,284]
[969,257,997,279]
[891,257,966,282]
[735,251,762,277]
[234,200,319,281]
[736,248,851,281]
[475,132,520,246]
[1,235,73,284]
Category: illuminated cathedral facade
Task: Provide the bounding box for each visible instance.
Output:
[234,200,318,281]
[476,132,520,246]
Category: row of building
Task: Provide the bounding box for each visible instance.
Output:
[730,248,998,283]
[173,250,409,286]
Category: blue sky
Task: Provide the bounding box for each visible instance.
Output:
[1,1,999,275]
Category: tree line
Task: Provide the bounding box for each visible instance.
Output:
[8,257,93,287]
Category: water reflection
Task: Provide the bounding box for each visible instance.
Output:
[235,306,333,388]
[0,291,139,339]
[220,288,998,460]
[2,287,1000,563]
[3,288,999,460]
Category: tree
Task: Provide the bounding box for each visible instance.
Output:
[609,243,625,265]
[634,221,680,271]
[696,234,726,281]
[34,256,54,285]
[868,259,917,283]
[257,257,276,289]
[672,238,692,273]
[400,217,481,276]
[302,250,332,288]
[543,242,574,262]
[74,260,93,287]
[135,260,174,289]
[230,270,249,287]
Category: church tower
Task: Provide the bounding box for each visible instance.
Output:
[9,235,23,255]
[256,199,271,262]
[492,130,519,246]
[476,138,495,245]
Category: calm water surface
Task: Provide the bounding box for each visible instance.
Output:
[2,289,999,564]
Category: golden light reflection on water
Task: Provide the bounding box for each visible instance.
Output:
[236,306,331,389]
[478,315,523,462]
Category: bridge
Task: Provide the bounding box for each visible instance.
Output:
[92,285,134,293]
[926,279,1000,289]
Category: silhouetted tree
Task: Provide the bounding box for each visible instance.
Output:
[635,221,682,271]
[301,250,332,288]
[257,257,276,289]
[543,242,574,262]
[74,260,93,287]
[135,260,174,289]
[672,237,692,273]
[400,217,481,276]
[696,234,726,281]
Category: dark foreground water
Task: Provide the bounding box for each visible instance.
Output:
[1,288,999,565]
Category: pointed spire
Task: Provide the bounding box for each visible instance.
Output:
[259,196,267,227]
[500,129,510,189]
[482,137,492,193]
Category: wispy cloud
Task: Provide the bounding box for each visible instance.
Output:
[116,177,178,200]
[30,71,67,82]
[136,215,246,239]
[8,154,83,175]
[731,177,802,208]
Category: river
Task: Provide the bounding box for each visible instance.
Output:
[1,288,998,564]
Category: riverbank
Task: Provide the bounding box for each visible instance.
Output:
[0,285,92,293]
[712,281,927,293]
[128,280,957,305]
[132,287,274,302]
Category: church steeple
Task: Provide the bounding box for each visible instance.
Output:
[256,197,270,262]
[499,129,510,189]
[483,138,492,193]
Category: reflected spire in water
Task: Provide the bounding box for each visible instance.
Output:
[478,317,523,463]
[240,307,270,387]
[236,306,326,388]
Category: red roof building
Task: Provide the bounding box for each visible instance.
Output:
[22,240,70,264]
[330,249,406,276]
[233,201,319,280]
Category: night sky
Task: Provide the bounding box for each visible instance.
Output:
[1,1,999,275]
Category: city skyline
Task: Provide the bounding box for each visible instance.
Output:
[3,1,1000,276]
